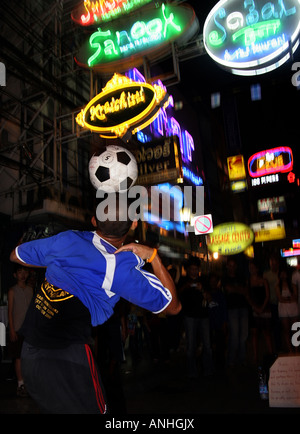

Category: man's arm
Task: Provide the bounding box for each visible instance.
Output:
[115,243,181,316]
[10,248,45,268]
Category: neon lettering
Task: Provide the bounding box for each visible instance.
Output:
[86,5,182,67]
[204,0,300,75]
[76,0,151,26]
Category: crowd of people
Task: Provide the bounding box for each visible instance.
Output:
[5,232,300,413]
[118,253,300,381]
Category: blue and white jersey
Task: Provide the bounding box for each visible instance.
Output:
[16,230,172,326]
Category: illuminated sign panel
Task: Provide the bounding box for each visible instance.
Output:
[227,154,246,180]
[76,73,170,138]
[248,146,293,177]
[134,136,182,186]
[71,0,152,26]
[281,248,300,257]
[257,196,286,213]
[203,0,300,75]
[127,68,203,186]
[250,219,286,242]
[206,222,254,255]
[75,3,199,72]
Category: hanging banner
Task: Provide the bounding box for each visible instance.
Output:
[203,0,300,75]
[75,3,199,72]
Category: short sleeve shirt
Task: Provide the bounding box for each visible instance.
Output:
[16,230,172,326]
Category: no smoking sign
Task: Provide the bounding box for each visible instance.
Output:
[193,214,213,235]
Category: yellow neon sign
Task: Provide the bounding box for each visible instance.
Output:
[76,73,170,139]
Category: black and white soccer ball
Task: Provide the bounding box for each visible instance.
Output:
[89,145,138,192]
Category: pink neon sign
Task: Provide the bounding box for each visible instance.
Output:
[248,146,293,178]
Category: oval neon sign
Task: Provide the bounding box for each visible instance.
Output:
[207,222,254,255]
[75,3,199,73]
[76,73,170,139]
[248,146,293,177]
[203,0,300,75]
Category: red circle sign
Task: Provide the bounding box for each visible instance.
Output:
[195,215,212,234]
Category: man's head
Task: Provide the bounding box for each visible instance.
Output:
[13,264,29,282]
[92,192,137,239]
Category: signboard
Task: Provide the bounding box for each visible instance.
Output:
[71,0,153,26]
[248,146,293,177]
[76,73,170,139]
[75,3,199,72]
[257,196,286,214]
[250,219,286,242]
[281,248,300,257]
[133,136,183,186]
[192,214,213,235]
[203,0,300,75]
[227,154,246,180]
[269,355,300,407]
[206,222,254,255]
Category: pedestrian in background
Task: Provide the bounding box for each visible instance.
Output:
[8,264,33,397]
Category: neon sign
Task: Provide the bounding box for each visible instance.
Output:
[203,0,300,75]
[248,146,293,177]
[126,68,203,186]
[207,222,254,255]
[76,73,170,139]
[75,3,198,72]
[71,0,152,26]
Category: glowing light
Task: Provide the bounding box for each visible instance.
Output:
[207,222,254,255]
[71,0,152,26]
[76,73,169,139]
[248,146,293,177]
[203,0,300,75]
[75,3,198,71]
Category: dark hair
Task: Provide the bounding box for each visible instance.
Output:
[95,192,136,238]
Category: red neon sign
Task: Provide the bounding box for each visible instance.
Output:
[71,0,152,26]
[248,146,293,178]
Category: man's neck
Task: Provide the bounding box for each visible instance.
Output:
[95,230,125,249]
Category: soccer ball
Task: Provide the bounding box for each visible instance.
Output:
[89,145,138,193]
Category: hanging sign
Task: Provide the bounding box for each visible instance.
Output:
[206,222,254,255]
[133,136,182,186]
[71,0,153,26]
[248,146,293,177]
[75,73,170,139]
[250,219,286,242]
[75,3,199,72]
[203,0,300,75]
[227,154,246,180]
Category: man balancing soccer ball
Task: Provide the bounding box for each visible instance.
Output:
[10,191,181,414]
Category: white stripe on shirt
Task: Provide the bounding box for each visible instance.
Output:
[92,233,116,298]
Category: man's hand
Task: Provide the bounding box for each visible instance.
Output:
[115,243,156,262]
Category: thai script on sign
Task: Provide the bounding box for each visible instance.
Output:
[204,0,300,74]
[72,0,152,26]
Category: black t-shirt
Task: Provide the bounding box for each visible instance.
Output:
[179,277,208,318]
[20,279,92,349]
[222,275,248,309]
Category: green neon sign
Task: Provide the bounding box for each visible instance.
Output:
[75,3,198,72]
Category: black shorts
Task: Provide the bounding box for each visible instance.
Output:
[21,341,107,414]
